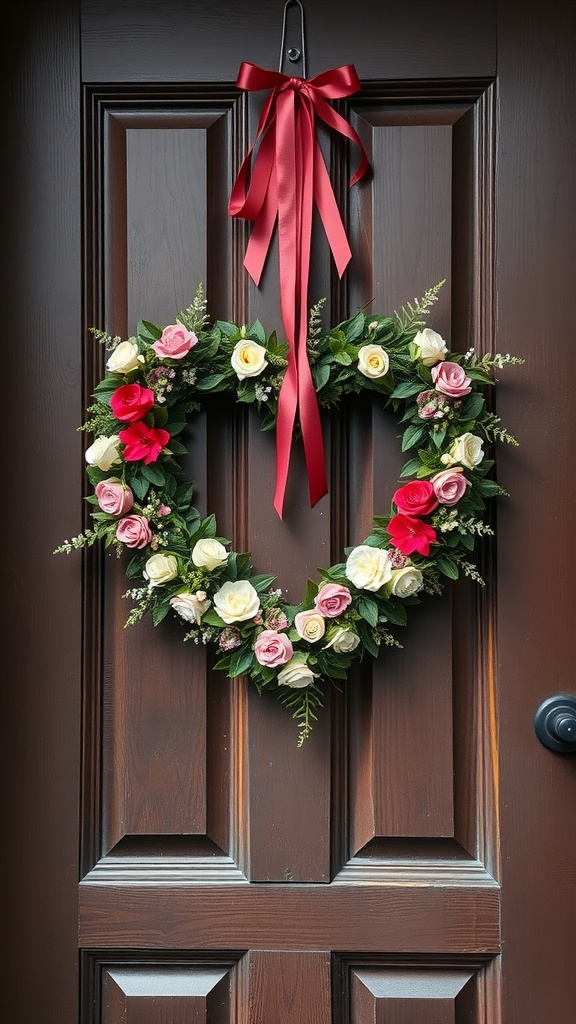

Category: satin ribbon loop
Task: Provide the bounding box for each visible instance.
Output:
[229,62,369,517]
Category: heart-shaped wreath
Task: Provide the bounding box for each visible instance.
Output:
[55,281,522,744]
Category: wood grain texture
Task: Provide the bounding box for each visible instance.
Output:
[79,881,500,952]
[247,952,330,1024]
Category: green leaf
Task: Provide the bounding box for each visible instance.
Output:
[401,424,426,451]
[128,473,150,501]
[167,438,188,455]
[390,380,424,399]
[215,320,239,337]
[249,319,266,345]
[229,647,255,677]
[152,603,171,626]
[202,609,226,627]
[473,477,505,497]
[250,573,278,593]
[312,362,331,390]
[358,597,379,627]
[142,463,166,486]
[437,554,459,580]
[460,393,485,419]
[344,312,365,342]
[380,600,407,626]
[196,373,226,390]
[399,457,423,478]
[333,350,352,366]
[138,319,162,342]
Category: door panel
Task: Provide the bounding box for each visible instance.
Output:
[5,1,576,1022]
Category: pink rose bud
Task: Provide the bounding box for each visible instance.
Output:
[94,480,134,516]
[152,323,198,360]
[115,514,153,549]
[431,361,472,398]
[431,468,469,505]
[314,583,352,618]
[254,629,294,667]
[157,504,171,516]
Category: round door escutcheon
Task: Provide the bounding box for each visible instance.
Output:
[534,695,576,753]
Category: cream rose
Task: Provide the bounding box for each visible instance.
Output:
[277,655,317,689]
[389,565,424,598]
[294,608,326,643]
[85,434,122,471]
[144,552,178,587]
[324,627,361,654]
[170,590,211,624]
[192,538,228,571]
[441,431,484,470]
[231,339,268,379]
[106,340,141,373]
[345,544,393,592]
[357,343,390,379]
[413,327,448,366]
[213,580,260,624]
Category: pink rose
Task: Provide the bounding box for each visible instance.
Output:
[94,480,134,516]
[115,514,153,549]
[152,323,198,360]
[254,629,294,667]
[431,467,469,505]
[431,361,472,397]
[110,383,155,422]
[314,583,352,618]
[393,480,438,517]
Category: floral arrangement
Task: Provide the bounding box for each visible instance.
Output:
[55,281,522,744]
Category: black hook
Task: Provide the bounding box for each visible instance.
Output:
[278,0,306,78]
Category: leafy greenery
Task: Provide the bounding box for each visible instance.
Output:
[55,282,522,745]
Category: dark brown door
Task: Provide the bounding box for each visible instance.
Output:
[4,1,576,1021]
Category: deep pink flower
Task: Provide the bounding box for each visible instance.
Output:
[387,514,437,556]
[119,421,171,464]
[392,480,438,517]
[110,383,155,422]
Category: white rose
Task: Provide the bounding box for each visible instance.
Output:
[441,431,484,470]
[170,590,211,624]
[85,434,122,471]
[213,580,260,624]
[294,609,326,643]
[106,340,141,373]
[345,545,393,593]
[192,538,228,571]
[277,655,317,689]
[144,552,178,587]
[231,339,268,379]
[389,566,424,598]
[413,328,448,366]
[324,627,361,654]
[357,343,389,379]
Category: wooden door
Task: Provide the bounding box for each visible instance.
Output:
[3,1,576,1021]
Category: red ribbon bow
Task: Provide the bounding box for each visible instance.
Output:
[229,62,369,518]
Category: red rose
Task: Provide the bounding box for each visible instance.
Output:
[110,383,155,422]
[392,480,438,517]
[119,421,171,464]
[387,513,437,556]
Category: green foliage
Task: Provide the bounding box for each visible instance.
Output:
[55,280,522,745]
